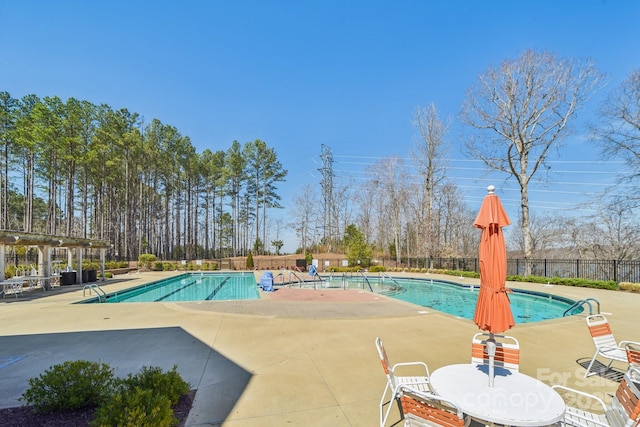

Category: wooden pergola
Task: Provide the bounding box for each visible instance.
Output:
[0,231,110,289]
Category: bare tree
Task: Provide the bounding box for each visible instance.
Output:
[368,157,410,264]
[593,69,640,206]
[435,183,477,257]
[508,211,569,258]
[571,203,640,261]
[290,183,322,253]
[461,49,603,275]
[330,176,356,251]
[354,183,377,244]
[412,103,450,261]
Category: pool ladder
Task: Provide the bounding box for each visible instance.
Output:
[83,284,107,303]
[275,270,303,287]
[563,297,600,317]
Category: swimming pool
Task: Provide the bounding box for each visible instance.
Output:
[79,272,258,303]
[378,278,577,323]
[315,276,577,323]
[79,273,577,324]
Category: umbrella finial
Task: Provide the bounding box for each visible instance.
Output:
[487,185,495,194]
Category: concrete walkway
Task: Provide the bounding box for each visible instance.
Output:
[0,270,638,426]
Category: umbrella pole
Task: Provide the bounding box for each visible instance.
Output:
[487,332,496,387]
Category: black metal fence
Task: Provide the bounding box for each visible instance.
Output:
[7,248,640,283]
[402,257,640,283]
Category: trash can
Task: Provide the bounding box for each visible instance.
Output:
[82,270,89,283]
[61,271,75,285]
[87,270,97,282]
[259,271,274,292]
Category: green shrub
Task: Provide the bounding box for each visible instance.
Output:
[83,261,100,270]
[121,365,190,405]
[210,263,218,270]
[327,266,362,273]
[104,272,113,278]
[91,387,176,427]
[4,265,16,279]
[153,261,164,271]
[162,262,173,271]
[246,252,254,269]
[138,254,157,270]
[369,265,386,272]
[20,360,116,413]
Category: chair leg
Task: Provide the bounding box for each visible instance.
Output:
[395,396,404,421]
[380,385,391,427]
[584,350,600,378]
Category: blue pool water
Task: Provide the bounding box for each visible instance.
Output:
[79,273,576,324]
[79,272,258,303]
[377,278,577,323]
[316,276,577,323]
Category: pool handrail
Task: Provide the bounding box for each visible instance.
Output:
[275,269,304,287]
[83,283,107,303]
[380,273,402,289]
[563,297,600,317]
[358,271,374,292]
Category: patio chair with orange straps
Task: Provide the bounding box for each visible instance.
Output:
[471,332,520,372]
[375,337,432,427]
[396,385,468,427]
[627,342,640,369]
[585,314,640,378]
[553,365,640,427]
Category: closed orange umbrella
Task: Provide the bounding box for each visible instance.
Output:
[473,185,514,386]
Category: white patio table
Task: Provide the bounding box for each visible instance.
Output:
[430,363,565,426]
[24,275,48,292]
[0,278,25,298]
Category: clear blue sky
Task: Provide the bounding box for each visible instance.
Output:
[1,1,639,252]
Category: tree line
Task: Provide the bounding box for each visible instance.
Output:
[3,50,639,270]
[292,50,640,274]
[0,92,287,261]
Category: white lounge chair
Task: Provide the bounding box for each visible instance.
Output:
[471,332,520,372]
[627,343,640,369]
[396,385,467,427]
[553,365,640,427]
[584,314,640,378]
[375,337,432,427]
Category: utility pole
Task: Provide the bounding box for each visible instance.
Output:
[319,144,334,252]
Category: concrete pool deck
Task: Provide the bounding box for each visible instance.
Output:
[0,270,638,426]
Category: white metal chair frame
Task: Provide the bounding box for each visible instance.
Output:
[585,314,640,378]
[396,385,467,427]
[471,332,520,372]
[553,366,640,427]
[375,337,432,427]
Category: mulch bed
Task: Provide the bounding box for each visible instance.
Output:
[0,390,195,427]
